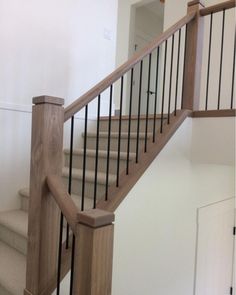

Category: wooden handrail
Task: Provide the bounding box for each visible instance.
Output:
[47,175,79,233]
[200,0,236,16]
[64,11,196,122]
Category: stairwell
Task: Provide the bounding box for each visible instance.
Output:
[0,116,166,294]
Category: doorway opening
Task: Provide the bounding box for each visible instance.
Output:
[129,0,165,57]
[194,198,235,295]
[126,0,165,115]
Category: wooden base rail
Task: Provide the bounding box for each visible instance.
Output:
[192,109,236,118]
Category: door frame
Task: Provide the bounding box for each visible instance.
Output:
[193,197,236,295]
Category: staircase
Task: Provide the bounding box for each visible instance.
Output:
[0,0,235,294]
[0,115,167,294]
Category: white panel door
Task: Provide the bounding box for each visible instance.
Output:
[195,198,235,295]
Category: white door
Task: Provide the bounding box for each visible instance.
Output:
[195,198,235,295]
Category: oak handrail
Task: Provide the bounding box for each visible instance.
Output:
[200,0,236,16]
[64,11,196,122]
[47,175,79,233]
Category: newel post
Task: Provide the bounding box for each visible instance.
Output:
[182,0,205,111]
[73,209,115,295]
[25,96,64,295]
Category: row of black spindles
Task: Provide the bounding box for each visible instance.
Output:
[56,24,189,294]
[93,95,101,208]
[218,9,226,110]
[205,9,235,110]
[144,53,152,152]
[136,60,143,163]
[160,40,168,134]
[205,12,213,110]
[153,47,160,143]
[127,69,134,174]
[168,34,175,124]
[81,105,88,211]
[116,76,124,187]
[105,85,113,200]
[175,29,182,116]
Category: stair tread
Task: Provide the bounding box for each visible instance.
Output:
[0,210,28,238]
[64,148,136,160]
[0,241,26,295]
[62,167,116,184]
[19,188,94,210]
[84,131,152,139]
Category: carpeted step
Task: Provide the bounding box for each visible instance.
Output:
[0,241,26,295]
[0,210,28,255]
[63,148,136,174]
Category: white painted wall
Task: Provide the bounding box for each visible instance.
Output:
[112,117,235,295]
[0,108,31,211]
[191,117,235,165]
[0,0,118,107]
[0,0,118,210]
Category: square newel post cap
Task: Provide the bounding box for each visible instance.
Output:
[33,95,64,106]
[188,0,205,8]
[77,209,115,228]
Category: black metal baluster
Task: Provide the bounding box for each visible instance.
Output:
[69,235,76,295]
[145,53,152,152]
[175,29,181,116]
[218,9,226,110]
[56,213,64,295]
[57,116,74,293]
[153,47,160,142]
[66,116,74,248]
[127,68,134,174]
[136,61,143,163]
[116,77,124,187]
[205,13,213,110]
[168,34,175,124]
[161,40,168,133]
[93,95,101,209]
[181,25,188,109]
[81,106,88,211]
[105,86,113,201]
[231,27,236,109]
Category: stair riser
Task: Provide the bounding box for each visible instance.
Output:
[62,177,113,201]
[86,136,146,153]
[64,153,129,173]
[0,225,27,255]
[99,118,162,133]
